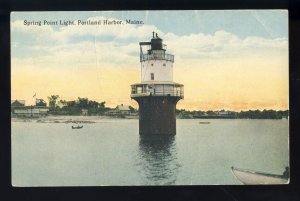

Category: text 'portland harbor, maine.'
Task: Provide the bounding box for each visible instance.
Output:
[11,11,289,186]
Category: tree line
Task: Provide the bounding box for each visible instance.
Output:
[47,95,288,119]
[47,95,108,115]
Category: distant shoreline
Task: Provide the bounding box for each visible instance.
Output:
[11,114,288,123]
[11,115,136,124]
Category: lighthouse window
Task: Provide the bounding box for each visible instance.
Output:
[151,73,154,80]
[163,63,166,67]
[151,63,154,66]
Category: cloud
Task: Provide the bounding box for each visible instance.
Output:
[58,16,161,40]
[11,15,287,65]
[11,16,163,67]
[11,16,161,44]
[164,30,287,61]
[11,15,288,110]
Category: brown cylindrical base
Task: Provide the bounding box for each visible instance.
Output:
[133,96,180,135]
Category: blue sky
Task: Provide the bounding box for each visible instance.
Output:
[11,10,288,60]
[11,10,288,40]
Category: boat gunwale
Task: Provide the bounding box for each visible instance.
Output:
[231,166,286,179]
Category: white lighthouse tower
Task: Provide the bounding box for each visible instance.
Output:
[131,32,184,135]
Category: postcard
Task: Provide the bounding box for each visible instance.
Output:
[11,10,289,186]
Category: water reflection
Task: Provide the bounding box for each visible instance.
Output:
[137,134,180,185]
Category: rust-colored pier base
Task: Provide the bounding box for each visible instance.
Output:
[133,96,181,135]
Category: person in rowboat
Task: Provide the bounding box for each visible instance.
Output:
[282,166,289,179]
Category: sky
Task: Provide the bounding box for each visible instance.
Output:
[11,10,288,111]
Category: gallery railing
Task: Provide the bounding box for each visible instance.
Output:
[131,85,184,98]
[140,53,174,62]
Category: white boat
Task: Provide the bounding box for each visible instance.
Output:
[231,166,289,185]
[199,121,210,124]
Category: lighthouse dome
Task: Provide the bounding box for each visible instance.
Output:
[151,38,163,50]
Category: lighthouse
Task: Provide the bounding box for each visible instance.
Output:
[131,32,184,135]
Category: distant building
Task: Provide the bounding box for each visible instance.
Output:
[203,112,208,116]
[217,110,229,116]
[12,108,49,117]
[115,104,131,115]
[81,109,88,116]
[11,100,25,107]
[35,98,47,107]
[105,104,137,117]
[11,99,49,117]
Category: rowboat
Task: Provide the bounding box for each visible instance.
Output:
[199,122,210,124]
[231,166,289,184]
[72,125,83,129]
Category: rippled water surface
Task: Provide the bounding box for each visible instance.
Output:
[12,119,289,186]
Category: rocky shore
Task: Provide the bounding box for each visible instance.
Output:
[11,115,136,124]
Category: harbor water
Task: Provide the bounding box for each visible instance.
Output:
[11,118,289,186]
